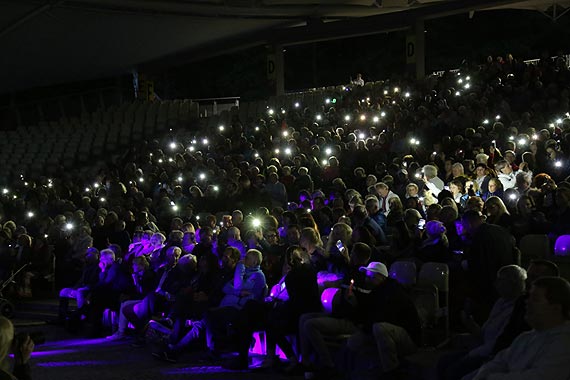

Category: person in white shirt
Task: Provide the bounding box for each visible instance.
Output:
[374,182,400,216]
[422,164,445,198]
[351,73,364,87]
[471,276,570,380]
[495,160,528,191]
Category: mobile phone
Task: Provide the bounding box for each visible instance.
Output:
[418,219,426,230]
[336,239,345,253]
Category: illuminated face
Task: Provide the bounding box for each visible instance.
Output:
[488,180,498,193]
[449,183,460,195]
[476,166,486,177]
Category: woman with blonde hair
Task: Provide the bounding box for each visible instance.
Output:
[485,196,512,230]
[0,316,34,379]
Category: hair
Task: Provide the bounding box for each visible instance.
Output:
[465,196,485,213]
[100,248,115,262]
[494,160,510,172]
[485,196,509,215]
[529,259,560,277]
[285,245,310,269]
[532,276,570,319]
[0,317,14,366]
[132,256,149,270]
[224,246,242,262]
[246,249,263,266]
[498,265,527,295]
[422,165,438,179]
[300,227,322,247]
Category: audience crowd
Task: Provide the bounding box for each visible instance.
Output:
[1,54,570,379]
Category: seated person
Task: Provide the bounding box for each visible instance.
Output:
[472,277,570,380]
[58,247,100,321]
[204,249,266,358]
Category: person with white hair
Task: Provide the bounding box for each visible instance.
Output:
[422,164,444,197]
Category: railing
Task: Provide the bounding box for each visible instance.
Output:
[430,54,570,77]
[192,96,240,117]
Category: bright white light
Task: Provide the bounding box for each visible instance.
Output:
[84,187,90,192]
[556,118,563,124]
[360,115,366,121]
[189,146,195,152]
[94,183,100,188]
[24,182,28,186]
[138,177,144,183]
[169,142,176,149]
[196,216,200,220]
[483,119,489,125]
[252,219,261,228]
[458,78,463,84]
[325,148,332,155]
[177,176,183,182]
[213,185,219,192]
[168,158,174,162]
[281,109,286,114]
[322,159,327,165]
[466,76,471,81]
[518,139,527,145]
[555,161,563,168]
[274,148,280,154]
[268,108,275,115]
[496,115,501,120]
[282,131,289,137]
[202,138,209,145]
[464,83,471,89]
[172,204,179,212]
[254,153,259,158]
[432,151,437,155]
[294,102,300,108]
[380,111,386,117]
[358,133,365,140]
[2,188,8,194]
[27,211,34,218]
[316,114,322,121]
[393,87,400,93]
[65,223,74,230]
[410,138,417,145]
[509,136,515,140]
[100,197,106,203]
[158,158,163,163]
[372,116,380,123]
[285,148,292,155]
[218,125,225,131]
[455,91,461,96]
[383,90,388,95]
[415,173,421,178]
[344,115,351,122]
[532,134,538,140]
[404,92,411,98]
[509,193,517,200]
[199,173,206,180]
[325,98,331,104]
[255,126,260,131]
[47,183,53,188]
[415,140,420,145]
[192,139,197,144]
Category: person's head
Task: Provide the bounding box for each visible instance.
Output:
[359,262,389,288]
[198,226,214,246]
[526,259,559,289]
[422,165,438,180]
[475,163,489,178]
[485,196,508,217]
[406,183,419,198]
[286,224,301,245]
[232,210,244,225]
[0,317,14,364]
[299,227,321,251]
[350,242,372,268]
[132,256,149,275]
[227,226,241,241]
[495,265,527,299]
[99,249,115,269]
[495,160,513,175]
[460,210,484,238]
[451,162,464,178]
[284,245,310,273]
[374,182,389,198]
[525,277,570,330]
[222,246,241,270]
[165,246,182,266]
[85,247,100,264]
[465,196,485,213]
[488,178,503,193]
[150,232,166,247]
[244,249,263,268]
[449,179,464,196]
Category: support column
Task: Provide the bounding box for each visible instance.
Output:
[414,19,425,80]
[267,45,285,96]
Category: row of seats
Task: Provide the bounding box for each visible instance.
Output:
[0,100,200,180]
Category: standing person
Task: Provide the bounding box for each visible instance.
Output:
[351,73,364,87]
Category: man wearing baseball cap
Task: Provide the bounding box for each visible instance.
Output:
[300,261,420,379]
